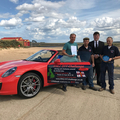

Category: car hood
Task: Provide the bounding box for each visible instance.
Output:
[0,60,46,71]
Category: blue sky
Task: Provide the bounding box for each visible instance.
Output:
[0,0,120,43]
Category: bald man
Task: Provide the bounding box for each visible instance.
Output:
[99,37,120,94]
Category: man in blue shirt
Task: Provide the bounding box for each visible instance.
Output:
[61,33,78,91]
[99,37,120,94]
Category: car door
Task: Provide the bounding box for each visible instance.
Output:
[47,59,91,84]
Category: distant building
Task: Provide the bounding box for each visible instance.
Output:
[0,37,30,47]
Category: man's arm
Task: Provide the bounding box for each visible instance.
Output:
[109,47,120,61]
[89,41,99,59]
[109,56,120,61]
[94,41,104,59]
[91,55,95,67]
[100,55,107,62]
[77,55,81,62]
[62,49,75,57]
[100,54,120,62]
[100,55,103,60]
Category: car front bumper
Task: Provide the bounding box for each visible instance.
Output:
[0,76,20,95]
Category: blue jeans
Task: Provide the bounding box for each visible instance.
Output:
[83,67,94,87]
[101,62,114,89]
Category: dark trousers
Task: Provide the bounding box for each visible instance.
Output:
[101,62,114,89]
[94,62,101,85]
[63,84,67,88]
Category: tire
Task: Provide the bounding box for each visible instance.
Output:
[18,72,42,98]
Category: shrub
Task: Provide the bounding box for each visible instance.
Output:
[0,40,23,48]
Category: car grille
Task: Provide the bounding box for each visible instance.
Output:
[0,83,2,90]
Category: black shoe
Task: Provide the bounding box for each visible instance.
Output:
[82,85,86,90]
[89,86,98,91]
[97,83,101,86]
[76,84,80,88]
[70,84,74,86]
[62,87,67,92]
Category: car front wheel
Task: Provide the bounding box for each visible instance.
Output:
[18,72,42,98]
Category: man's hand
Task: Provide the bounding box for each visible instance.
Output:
[108,58,113,61]
[94,54,99,59]
[103,60,108,62]
[100,55,107,62]
[69,55,75,57]
[78,55,81,62]
[92,63,95,67]
[62,49,75,57]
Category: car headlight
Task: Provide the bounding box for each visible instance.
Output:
[2,67,17,78]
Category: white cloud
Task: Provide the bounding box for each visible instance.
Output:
[16,1,66,19]
[0,18,22,27]
[81,28,94,34]
[0,13,11,18]
[70,28,81,33]
[11,10,29,18]
[32,0,65,9]
[24,16,45,22]
[2,0,120,42]
[98,9,120,18]
[9,0,18,4]
[4,27,15,30]
[16,0,65,11]
[23,15,87,41]
[30,10,66,19]
[65,0,95,10]
[55,17,86,28]
[67,17,86,28]
[90,17,120,30]
[105,29,120,36]
[31,31,45,40]
[43,18,58,28]
[16,3,41,11]
[26,26,31,30]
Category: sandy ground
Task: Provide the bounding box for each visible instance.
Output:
[0,47,120,66]
[0,47,120,120]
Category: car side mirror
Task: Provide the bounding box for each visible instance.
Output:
[54,59,61,65]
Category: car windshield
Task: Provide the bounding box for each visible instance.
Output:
[25,50,56,62]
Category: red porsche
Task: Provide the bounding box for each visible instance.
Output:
[0,49,90,98]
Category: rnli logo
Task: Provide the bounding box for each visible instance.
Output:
[89,49,91,52]
[111,50,114,53]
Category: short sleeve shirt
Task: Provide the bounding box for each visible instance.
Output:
[63,41,78,56]
[78,45,93,55]
[78,45,93,62]
[101,45,120,62]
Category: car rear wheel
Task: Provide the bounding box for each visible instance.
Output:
[18,72,42,98]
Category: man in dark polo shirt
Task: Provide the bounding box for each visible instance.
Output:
[78,37,97,91]
[99,37,120,94]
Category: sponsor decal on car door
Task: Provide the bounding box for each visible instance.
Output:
[47,62,91,84]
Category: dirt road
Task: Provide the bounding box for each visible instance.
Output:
[0,82,120,120]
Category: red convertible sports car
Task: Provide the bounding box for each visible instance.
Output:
[0,49,90,98]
